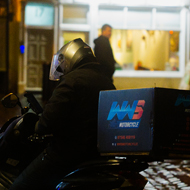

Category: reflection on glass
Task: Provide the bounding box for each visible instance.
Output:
[109,30,179,72]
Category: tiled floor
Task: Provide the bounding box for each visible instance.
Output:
[1,93,190,189]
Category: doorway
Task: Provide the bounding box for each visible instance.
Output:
[26,29,53,90]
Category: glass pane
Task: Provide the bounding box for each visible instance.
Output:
[156,10,180,29]
[25,2,54,26]
[168,31,179,71]
[98,9,124,28]
[62,31,89,44]
[126,10,152,28]
[63,5,89,24]
[108,29,179,72]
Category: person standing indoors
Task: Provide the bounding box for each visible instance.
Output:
[94,24,117,81]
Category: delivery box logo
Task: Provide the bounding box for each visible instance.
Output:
[107,100,145,129]
[175,94,190,107]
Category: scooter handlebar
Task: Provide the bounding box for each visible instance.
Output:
[24,92,43,115]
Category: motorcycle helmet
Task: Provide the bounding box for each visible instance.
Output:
[49,38,96,81]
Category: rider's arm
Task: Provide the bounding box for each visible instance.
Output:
[35,120,51,134]
[34,76,76,135]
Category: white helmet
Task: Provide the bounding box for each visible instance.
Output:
[49,38,95,81]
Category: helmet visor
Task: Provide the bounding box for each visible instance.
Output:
[49,54,64,81]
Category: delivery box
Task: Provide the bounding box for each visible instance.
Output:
[98,87,190,160]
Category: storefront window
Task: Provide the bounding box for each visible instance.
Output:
[62,31,89,44]
[156,10,180,29]
[126,9,152,28]
[109,29,180,72]
[59,2,186,77]
[25,2,54,26]
[62,4,89,24]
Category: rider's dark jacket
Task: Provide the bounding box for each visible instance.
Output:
[37,61,116,158]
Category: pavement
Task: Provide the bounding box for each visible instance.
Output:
[142,160,190,189]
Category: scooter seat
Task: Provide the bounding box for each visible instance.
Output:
[76,158,148,172]
[56,159,148,190]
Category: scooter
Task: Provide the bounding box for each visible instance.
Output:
[55,158,149,190]
[0,92,50,189]
[0,93,149,190]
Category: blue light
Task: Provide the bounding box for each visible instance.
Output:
[20,45,25,54]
